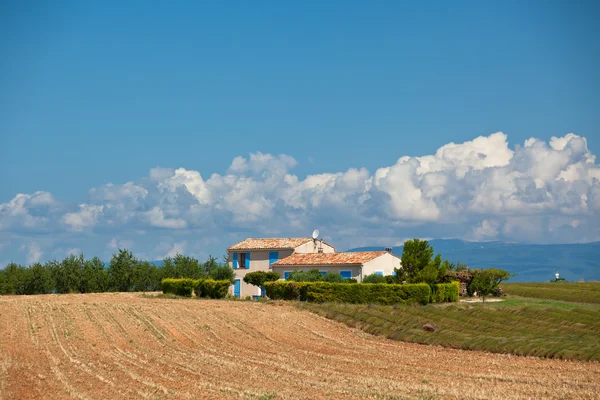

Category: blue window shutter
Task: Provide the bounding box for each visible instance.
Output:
[340,271,352,279]
[245,252,250,269]
[320,271,327,276]
[233,253,238,269]
[284,272,291,280]
[269,251,278,268]
[375,271,384,276]
[392,270,397,276]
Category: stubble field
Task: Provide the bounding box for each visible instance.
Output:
[1,293,599,400]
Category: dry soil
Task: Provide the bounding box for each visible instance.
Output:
[0,293,598,400]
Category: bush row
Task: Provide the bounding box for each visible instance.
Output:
[430,281,460,303]
[161,278,230,299]
[265,281,434,305]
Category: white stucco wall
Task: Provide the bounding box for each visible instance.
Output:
[362,253,402,277]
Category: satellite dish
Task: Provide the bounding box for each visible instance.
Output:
[312,229,319,240]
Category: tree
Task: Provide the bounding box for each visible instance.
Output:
[108,249,137,292]
[469,268,513,303]
[203,255,220,275]
[243,271,280,296]
[469,271,495,303]
[207,265,236,283]
[53,254,85,293]
[1,263,25,295]
[173,254,204,279]
[82,257,109,293]
[161,257,177,279]
[396,239,446,284]
[132,261,160,292]
[24,263,53,295]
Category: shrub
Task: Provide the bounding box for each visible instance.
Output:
[265,281,431,305]
[161,278,195,297]
[198,279,230,299]
[265,281,311,300]
[193,279,205,298]
[430,282,459,303]
[322,271,344,283]
[287,269,323,282]
[343,278,358,284]
[363,273,387,284]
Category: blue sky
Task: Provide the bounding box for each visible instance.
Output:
[1,1,599,265]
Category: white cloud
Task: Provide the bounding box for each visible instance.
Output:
[0,191,55,230]
[143,207,187,229]
[20,242,43,264]
[166,241,187,258]
[62,204,104,231]
[1,132,599,264]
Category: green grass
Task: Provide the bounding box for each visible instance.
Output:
[502,282,600,304]
[298,296,600,361]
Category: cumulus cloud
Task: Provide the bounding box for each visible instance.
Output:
[62,204,104,231]
[1,132,599,263]
[0,191,56,230]
[20,242,43,264]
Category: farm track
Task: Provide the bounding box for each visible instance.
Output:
[1,293,599,400]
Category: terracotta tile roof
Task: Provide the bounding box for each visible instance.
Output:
[272,251,389,266]
[227,238,313,251]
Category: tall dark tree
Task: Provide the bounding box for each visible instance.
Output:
[161,257,177,279]
[24,263,53,295]
[108,249,137,292]
[0,263,25,295]
[132,261,160,292]
[53,254,85,293]
[394,239,448,284]
[173,254,204,279]
[82,257,109,293]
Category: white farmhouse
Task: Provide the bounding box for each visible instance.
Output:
[227,237,401,298]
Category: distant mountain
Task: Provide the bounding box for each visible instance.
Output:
[347,240,600,282]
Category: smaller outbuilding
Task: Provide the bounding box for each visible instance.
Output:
[271,251,401,282]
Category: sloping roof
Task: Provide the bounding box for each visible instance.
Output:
[228,238,313,251]
[272,251,389,266]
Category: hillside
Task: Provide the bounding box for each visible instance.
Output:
[348,240,600,282]
[1,293,599,399]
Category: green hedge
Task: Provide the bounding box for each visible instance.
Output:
[162,278,230,299]
[430,281,460,303]
[196,279,230,299]
[162,278,196,297]
[265,281,311,301]
[265,281,432,305]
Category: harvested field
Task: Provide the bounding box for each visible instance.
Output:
[1,293,599,400]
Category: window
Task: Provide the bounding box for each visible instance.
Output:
[269,251,278,268]
[239,253,246,269]
[284,271,292,280]
[340,270,352,279]
[320,271,327,276]
[375,271,384,276]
